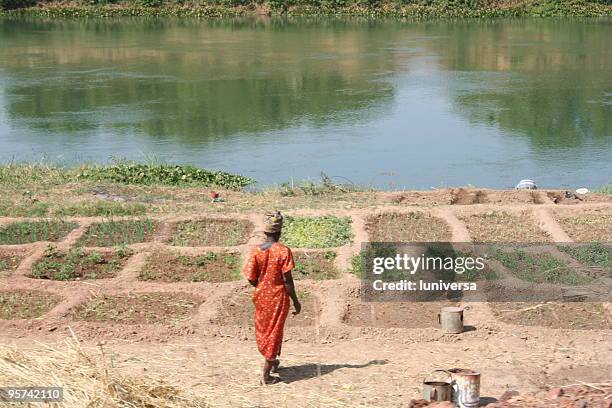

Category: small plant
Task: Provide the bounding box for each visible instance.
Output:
[595,184,612,195]
[282,216,353,248]
[171,219,253,247]
[141,251,240,282]
[0,220,77,245]
[494,249,591,285]
[79,219,157,247]
[0,260,6,271]
[30,245,131,280]
[0,290,59,319]
[558,243,611,275]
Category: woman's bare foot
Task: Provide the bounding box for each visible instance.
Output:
[260,374,281,385]
[271,359,280,374]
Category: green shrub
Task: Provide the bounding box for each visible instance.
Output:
[76,162,253,190]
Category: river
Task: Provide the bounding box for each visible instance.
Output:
[0,17,610,189]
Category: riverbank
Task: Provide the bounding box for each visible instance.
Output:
[1,164,611,407]
[1,163,610,217]
[1,0,611,18]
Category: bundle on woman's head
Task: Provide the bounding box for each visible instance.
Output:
[263,211,283,234]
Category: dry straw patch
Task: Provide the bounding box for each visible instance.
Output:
[459,211,550,243]
[72,293,202,325]
[0,336,209,407]
[365,212,451,242]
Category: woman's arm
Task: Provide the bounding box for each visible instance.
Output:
[283,271,301,315]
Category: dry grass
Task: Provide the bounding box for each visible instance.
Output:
[0,334,209,407]
[365,212,451,242]
[557,213,612,242]
[460,211,550,243]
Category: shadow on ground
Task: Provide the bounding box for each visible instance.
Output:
[279,359,388,383]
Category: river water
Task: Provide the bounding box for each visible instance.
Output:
[0,17,610,189]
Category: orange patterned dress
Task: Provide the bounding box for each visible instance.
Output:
[243,242,295,360]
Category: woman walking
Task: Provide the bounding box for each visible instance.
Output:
[243,211,301,385]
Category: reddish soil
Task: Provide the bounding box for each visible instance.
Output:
[0,248,29,277]
[71,292,203,325]
[0,290,61,319]
[343,294,459,328]
[170,218,253,246]
[293,251,339,280]
[489,302,612,330]
[212,289,318,327]
[139,251,240,282]
[366,212,452,242]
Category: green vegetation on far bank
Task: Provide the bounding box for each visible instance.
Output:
[0,0,610,18]
[0,162,253,190]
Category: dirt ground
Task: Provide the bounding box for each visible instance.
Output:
[0,189,610,407]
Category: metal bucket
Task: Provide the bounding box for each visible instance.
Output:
[447,368,480,408]
[422,380,453,402]
[438,306,464,333]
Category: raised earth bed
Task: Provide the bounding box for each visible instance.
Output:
[489,302,612,330]
[493,248,592,285]
[0,248,28,278]
[0,220,78,245]
[29,245,132,281]
[72,292,203,325]
[0,290,60,319]
[459,211,549,243]
[79,219,158,247]
[282,216,353,248]
[342,299,460,328]
[139,251,241,282]
[292,251,339,280]
[557,243,611,279]
[365,212,451,242]
[213,289,317,327]
[170,218,253,247]
[556,212,612,243]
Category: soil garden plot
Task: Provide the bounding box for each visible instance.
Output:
[343,299,460,328]
[489,302,612,330]
[459,211,550,243]
[0,248,28,278]
[78,219,158,247]
[281,216,352,248]
[556,212,612,242]
[365,212,451,242]
[292,251,339,280]
[493,248,592,285]
[0,220,78,245]
[213,290,317,327]
[170,218,253,247]
[0,290,60,320]
[71,293,203,325]
[139,251,241,282]
[557,243,611,279]
[29,245,133,281]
